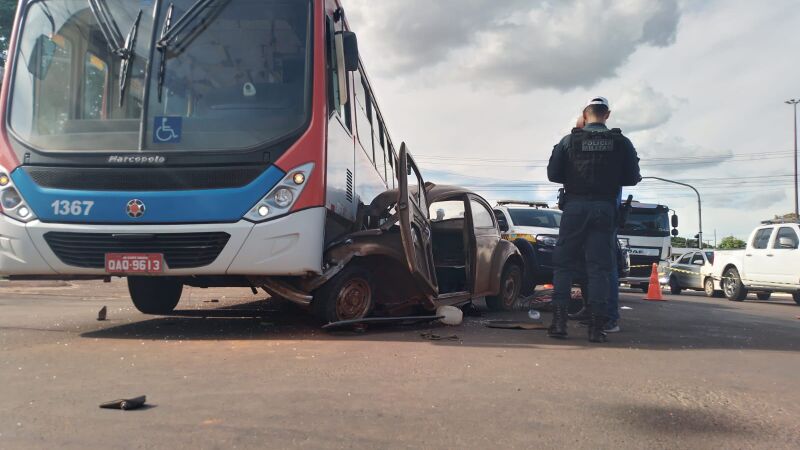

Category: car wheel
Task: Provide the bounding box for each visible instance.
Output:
[486,263,522,312]
[669,277,682,295]
[704,278,723,298]
[722,267,748,302]
[313,264,374,324]
[513,239,538,296]
[640,284,649,294]
[128,277,183,315]
[793,292,800,305]
[756,292,771,301]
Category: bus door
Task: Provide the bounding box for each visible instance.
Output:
[398,143,438,297]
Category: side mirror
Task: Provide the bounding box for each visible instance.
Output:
[671,229,679,237]
[693,260,704,266]
[671,214,679,228]
[28,34,58,80]
[778,237,797,249]
[341,31,359,72]
[497,219,509,232]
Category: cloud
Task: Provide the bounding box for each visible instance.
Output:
[633,133,733,175]
[613,84,676,132]
[347,0,682,92]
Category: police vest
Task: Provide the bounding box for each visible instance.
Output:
[564,128,626,196]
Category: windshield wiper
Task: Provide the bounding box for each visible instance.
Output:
[118,10,142,107]
[88,0,141,107]
[156,3,175,102]
[156,0,230,102]
[88,0,125,56]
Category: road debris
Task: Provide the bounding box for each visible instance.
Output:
[97,306,107,321]
[437,306,463,326]
[485,321,548,330]
[322,315,445,330]
[420,331,460,341]
[99,395,147,411]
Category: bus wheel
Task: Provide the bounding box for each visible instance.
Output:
[314,264,374,324]
[486,263,522,312]
[128,277,183,315]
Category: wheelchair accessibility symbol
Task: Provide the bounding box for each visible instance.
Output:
[153,116,181,143]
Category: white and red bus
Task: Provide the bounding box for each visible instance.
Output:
[0,0,428,321]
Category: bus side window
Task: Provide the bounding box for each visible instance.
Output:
[83,53,108,120]
[387,144,396,188]
[353,70,372,162]
[326,16,351,131]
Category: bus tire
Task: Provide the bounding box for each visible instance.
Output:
[486,263,522,312]
[723,267,748,302]
[128,277,183,315]
[313,264,374,324]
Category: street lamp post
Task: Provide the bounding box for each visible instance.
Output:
[643,176,703,249]
[786,99,799,221]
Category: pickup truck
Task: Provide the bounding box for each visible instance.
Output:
[711,222,800,304]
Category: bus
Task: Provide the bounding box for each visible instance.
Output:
[618,201,675,291]
[0,0,427,322]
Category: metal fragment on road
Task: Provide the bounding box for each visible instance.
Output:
[97,306,107,321]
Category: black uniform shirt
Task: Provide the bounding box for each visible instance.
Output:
[547,123,641,187]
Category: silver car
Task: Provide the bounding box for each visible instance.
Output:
[668,251,722,297]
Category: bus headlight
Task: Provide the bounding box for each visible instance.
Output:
[1,188,22,209]
[274,188,294,208]
[244,163,314,223]
[0,168,37,223]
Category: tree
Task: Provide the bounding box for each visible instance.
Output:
[718,236,746,250]
[0,0,18,58]
[671,236,688,248]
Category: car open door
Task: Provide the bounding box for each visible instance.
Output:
[398,143,438,297]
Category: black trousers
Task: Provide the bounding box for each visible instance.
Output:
[552,199,616,315]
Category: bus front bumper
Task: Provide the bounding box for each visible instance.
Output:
[0,207,325,277]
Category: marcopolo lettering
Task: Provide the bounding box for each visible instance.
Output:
[108,155,167,164]
[581,137,613,152]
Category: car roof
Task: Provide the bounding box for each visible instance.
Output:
[426,183,481,203]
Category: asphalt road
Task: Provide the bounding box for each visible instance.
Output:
[1,280,799,449]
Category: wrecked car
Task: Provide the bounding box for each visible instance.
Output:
[286,145,525,323]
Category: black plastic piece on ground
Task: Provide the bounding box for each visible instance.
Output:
[100,395,147,410]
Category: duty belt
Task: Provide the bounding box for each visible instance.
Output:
[563,193,617,202]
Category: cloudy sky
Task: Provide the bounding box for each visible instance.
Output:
[345,0,800,241]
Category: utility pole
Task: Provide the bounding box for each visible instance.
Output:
[786,99,799,220]
[643,176,703,249]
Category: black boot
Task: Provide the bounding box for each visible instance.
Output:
[588,313,608,343]
[547,306,568,339]
[568,305,590,321]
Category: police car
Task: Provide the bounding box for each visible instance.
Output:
[493,201,562,294]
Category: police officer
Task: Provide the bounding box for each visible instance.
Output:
[546,97,641,343]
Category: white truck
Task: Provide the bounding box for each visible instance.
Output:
[712,221,800,304]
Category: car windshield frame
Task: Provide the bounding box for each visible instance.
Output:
[507,208,562,229]
[6,0,314,154]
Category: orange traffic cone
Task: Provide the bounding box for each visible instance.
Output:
[644,263,666,301]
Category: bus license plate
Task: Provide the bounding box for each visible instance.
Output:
[105,254,164,274]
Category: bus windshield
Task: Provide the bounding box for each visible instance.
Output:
[620,210,670,237]
[9,0,312,153]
